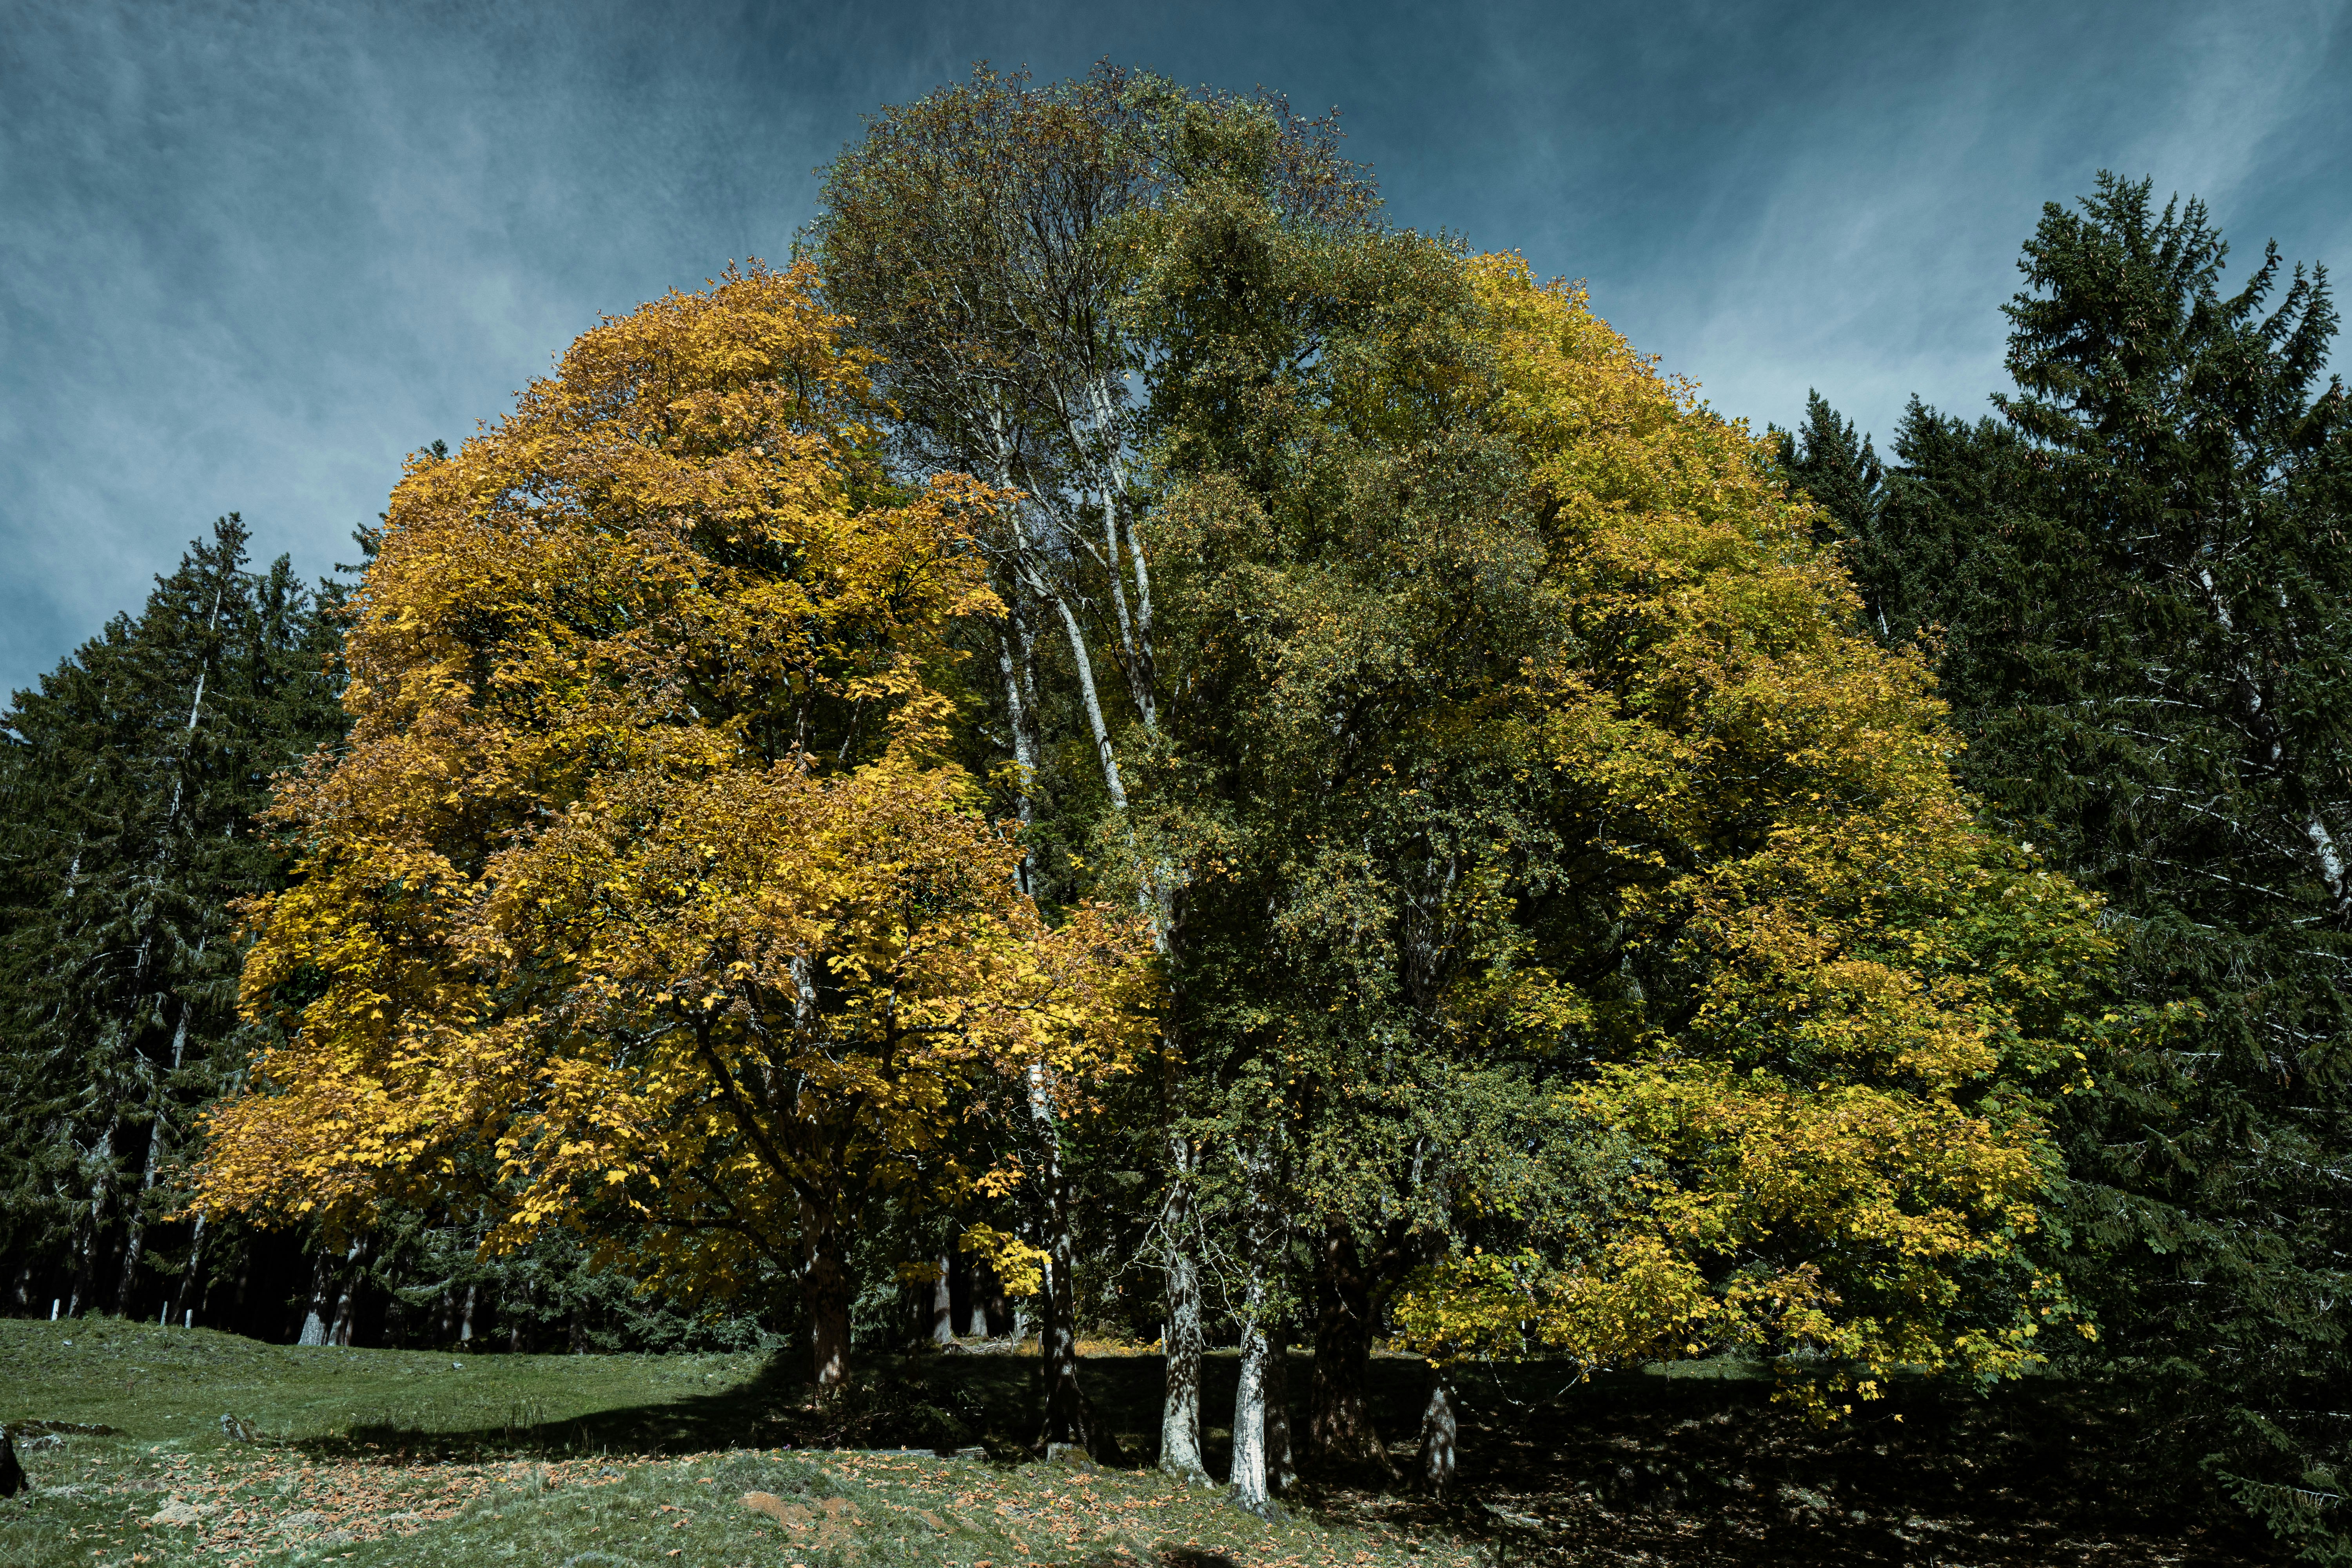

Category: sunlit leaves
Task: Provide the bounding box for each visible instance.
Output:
[195,265,1155,1340]
[1388,259,2115,1406]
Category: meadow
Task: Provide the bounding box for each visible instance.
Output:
[0,1317,2281,1566]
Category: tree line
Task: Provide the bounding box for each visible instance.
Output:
[2,63,2346,1555]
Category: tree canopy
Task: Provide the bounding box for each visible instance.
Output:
[5,66,2345,1564]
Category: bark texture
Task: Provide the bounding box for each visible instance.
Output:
[1308,1223,1399,1474]
[1158,1139,1212,1484]
[807,1235,852,1390]
[1226,1252,1280,1517]
[1414,1363,1457,1497]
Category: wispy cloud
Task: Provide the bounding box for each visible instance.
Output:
[2,0,2343,694]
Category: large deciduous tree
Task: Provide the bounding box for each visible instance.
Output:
[1137,238,2112,1501]
[194,263,1154,1389]
[811,62,1375,1470]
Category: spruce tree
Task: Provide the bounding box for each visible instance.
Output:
[1837,175,2352,1543]
[0,518,347,1323]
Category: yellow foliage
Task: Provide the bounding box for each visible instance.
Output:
[955,1222,1050,1299]
[195,263,1154,1323]
[1390,258,2109,1406]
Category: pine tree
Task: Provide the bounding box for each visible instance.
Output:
[1775,392,1883,542]
[0,518,348,1323]
[1837,175,2352,1545]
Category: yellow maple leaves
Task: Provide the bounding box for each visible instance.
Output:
[1390,258,2110,1406]
[195,264,1154,1368]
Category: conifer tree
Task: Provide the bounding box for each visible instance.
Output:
[0,517,347,1322]
[1834,174,2352,1547]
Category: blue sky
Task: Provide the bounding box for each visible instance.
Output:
[3,0,2345,697]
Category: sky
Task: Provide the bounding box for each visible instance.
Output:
[3,0,2346,699]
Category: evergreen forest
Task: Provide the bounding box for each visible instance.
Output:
[5,64,2349,1563]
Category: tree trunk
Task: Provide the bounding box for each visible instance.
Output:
[929,1252,956,1344]
[808,1229,852,1391]
[1044,589,1130,811]
[1414,1363,1457,1497]
[115,1120,163,1314]
[459,1281,477,1343]
[1158,1138,1212,1484]
[978,1255,1013,1337]
[297,1250,336,1346]
[1030,1067,1108,1456]
[949,1246,976,1337]
[996,613,1041,897]
[329,1239,366,1346]
[1227,1255,1276,1517]
[67,1121,118,1318]
[171,1212,207,1326]
[1265,1327,1296,1496]
[1308,1223,1394,1472]
[119,951,204,1316]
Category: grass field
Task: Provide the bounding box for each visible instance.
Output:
[0,1316,2282,1566]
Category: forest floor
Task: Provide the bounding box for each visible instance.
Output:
[0,1316,2280,1567]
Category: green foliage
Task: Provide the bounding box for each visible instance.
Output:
[0,517,347,1323]
[1832,173,2352,1550]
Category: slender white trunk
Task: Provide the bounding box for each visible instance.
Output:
[330,1240,364,1347]
[68,1122,117,1317]
[298,1252,335,1346]
[115,1113,163,1312]
[172,1212,207,1322]
[997,615,1039,897]
[1415,1364,1458,1495]
[2198,566,2349,910]
[162,586,224,826]
[1042,585,1129,811]
[118,934,205,1311]
[2306,813,2349,912]
[1084,377,1158,733]
[930,1252,956,1344]
[1227,1255,1274,1515]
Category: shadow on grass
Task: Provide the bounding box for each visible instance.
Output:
[267,1347,2279,1564]
[287,1348,1426,1472]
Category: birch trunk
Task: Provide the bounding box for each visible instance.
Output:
[929,1252,956,1343]
[996,605,1041,897]
[1029,1065,1107,1455]
[1227,1254,1276,1516]
[330,1238,366,1346]
[1158,1135,1212,1483]
[173,1213,207,1325]
[67,1121,117,1319]
[117,952,204,1314]
[1414,1364,1457,1496]
[1043,586,1130,811]
[297,1250,337,1346]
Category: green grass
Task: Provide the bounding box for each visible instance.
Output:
[0,1317,1468,1568]
[0,1315,2289,1565]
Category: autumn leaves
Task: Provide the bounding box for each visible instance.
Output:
[196,103,2110,1439]
[196,265,1155,1384]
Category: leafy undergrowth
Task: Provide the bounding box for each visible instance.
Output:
[0,1317,2284,1566]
